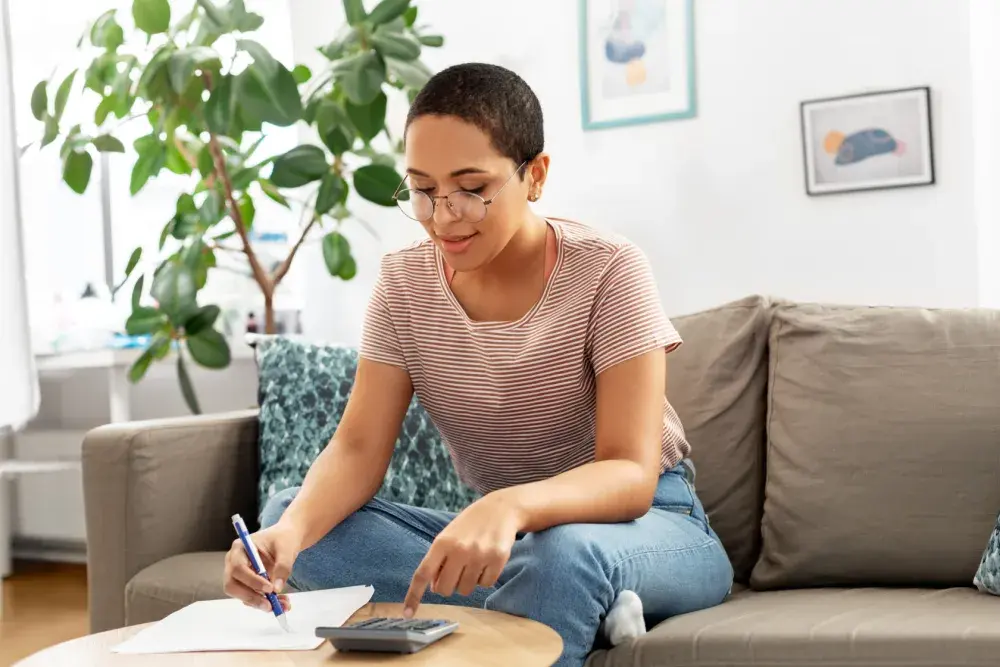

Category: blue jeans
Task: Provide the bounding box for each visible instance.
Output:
[260,461,733,667]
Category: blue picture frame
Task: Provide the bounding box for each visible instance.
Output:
[578,0,697,130]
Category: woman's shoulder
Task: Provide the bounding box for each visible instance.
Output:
[549,217,648,274]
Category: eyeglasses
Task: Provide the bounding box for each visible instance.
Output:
[392,162,526,223]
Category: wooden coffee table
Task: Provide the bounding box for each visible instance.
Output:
[14,602,563,666]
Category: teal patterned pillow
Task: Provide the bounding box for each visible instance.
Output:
[974,513,1000,594]
[254,337,479,521]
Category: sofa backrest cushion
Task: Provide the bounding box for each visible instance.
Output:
[254,337,479,522]
[668,295,772,584]
[751,303,1000,589]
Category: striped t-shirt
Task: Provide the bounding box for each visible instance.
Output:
[359,218,689,494]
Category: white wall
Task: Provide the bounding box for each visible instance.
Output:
[288,0,987,343]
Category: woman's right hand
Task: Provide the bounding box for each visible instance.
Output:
[223,521,303,612]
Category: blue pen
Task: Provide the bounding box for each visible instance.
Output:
[232,513,291,633]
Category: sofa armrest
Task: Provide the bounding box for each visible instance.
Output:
[82,410,259,633]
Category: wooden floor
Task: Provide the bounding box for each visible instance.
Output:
[0,560,89,667]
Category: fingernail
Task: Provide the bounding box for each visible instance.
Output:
[402,607,413,619]
[274,579,284,593]
[260,600,271,611]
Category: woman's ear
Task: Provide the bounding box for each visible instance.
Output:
[527,153,551,201]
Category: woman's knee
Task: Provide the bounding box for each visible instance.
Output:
[259,486,300,529]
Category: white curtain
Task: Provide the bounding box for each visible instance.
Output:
[0,0,39,431]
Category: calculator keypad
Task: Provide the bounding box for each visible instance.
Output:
[349,617,450,633]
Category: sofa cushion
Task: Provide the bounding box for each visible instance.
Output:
[668,295,771,583]
[125,552,228,625]
[254,337,479,520]
[586,587,1000,667]
[751,303,1000,589]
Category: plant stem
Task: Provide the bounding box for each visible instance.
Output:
[207,134,274,305]
[271,215,319,287]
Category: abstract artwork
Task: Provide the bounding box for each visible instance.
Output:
[579,0,696,130]
[800,87,935,195]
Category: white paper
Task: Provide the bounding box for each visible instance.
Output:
[111,585,374,654]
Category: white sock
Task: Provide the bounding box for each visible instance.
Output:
[600,590,646,646]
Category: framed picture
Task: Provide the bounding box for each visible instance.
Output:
[578,0,696,130]
[800,87,935,196]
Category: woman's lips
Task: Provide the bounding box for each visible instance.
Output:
[439,232,477,254]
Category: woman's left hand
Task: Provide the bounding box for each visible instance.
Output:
[403,492,523,617]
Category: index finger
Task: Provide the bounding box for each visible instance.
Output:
[403,549,445,618]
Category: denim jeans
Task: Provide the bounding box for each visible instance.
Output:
[260,461,733,667]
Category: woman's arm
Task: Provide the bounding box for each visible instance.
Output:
[495,348,666,532]
[277,358,414,550]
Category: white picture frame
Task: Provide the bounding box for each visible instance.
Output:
[801,87,935,196]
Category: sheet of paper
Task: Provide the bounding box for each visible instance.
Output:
[111,585,374,654]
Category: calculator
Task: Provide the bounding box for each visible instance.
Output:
[315,616,460,654]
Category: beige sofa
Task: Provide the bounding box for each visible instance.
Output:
[82,296,1000,666]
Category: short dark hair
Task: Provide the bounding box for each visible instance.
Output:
[405,62,544,175]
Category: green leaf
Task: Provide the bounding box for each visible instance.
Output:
[62,150,93,194]
[323,127,352,155]
[338,253,357,280]
[204,73,233,135]
[199,190,224,226]
[150,260,197,323]
[94,97,115,125]
[31,82,47,121]
[237,193,256,228]
[187,328,230,368]
[258,178,290,208]
[126,306,168,335]
[334,51,386,105]
[403,5,417,26]
[54,70,77,121]
[371,31,420,60]
[131,274,144,309]
[176,352,201,414]
[168,47,221,94]
[236,63,303,127]
[90,10,124,50]
[318,26,361,60]
[230,165,259,191]
[196,0,227,27]
[41,116,58,148]
[353,163,402,206]
[236,39,280,79]
[386,56,431,88]
[184,304,220,335]
[367,0,409,26]
[418,34,444,48]
[197,145,215,179]
[151,331,173,360]
[92,134,125,152]
[137,45,175,103]
[128,346,155,382]
[342,0,365,25]
[176,193,197,215]
[315,172,347,215]
[292,64,311,84]
[130,135,167,195]
[165,139,193,175]
[124,247,142,277]
[322,231,350,276]
[269,145,328,188]
[132,0,171,35]
[316,100,356,155]
[345,92,386,143]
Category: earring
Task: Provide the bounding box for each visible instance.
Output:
[529,190,541,202]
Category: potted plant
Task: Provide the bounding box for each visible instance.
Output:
[27,0,442,412]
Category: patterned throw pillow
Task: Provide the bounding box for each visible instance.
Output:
[254,337,480,521]
[974,514,1000,594]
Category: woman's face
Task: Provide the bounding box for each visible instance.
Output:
[402,114,541,272]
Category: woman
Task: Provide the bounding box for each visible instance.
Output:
[223,62,733,666]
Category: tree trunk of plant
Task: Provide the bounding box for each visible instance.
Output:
[264,293,276,334]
